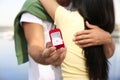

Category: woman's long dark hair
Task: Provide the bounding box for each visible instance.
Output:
[72,0,115,80]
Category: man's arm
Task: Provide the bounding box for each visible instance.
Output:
[22,22,66,66]
[73,21,115,58]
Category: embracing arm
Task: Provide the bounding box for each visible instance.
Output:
[39,0,59,20]
[103,33,115,58]
[73,21,115,58]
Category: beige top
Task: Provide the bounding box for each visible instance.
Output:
[55,6,89,80]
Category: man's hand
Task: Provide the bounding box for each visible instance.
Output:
[73,21,112,48]
[39,42,66,66]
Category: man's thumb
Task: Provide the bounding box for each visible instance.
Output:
[46,42,52,48]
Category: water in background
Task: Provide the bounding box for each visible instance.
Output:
[109,24,120,80]
[0,27,28,80]
[109,43,120,80]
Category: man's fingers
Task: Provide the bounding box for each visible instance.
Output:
[75,21,99,37]
[75,39,101,48]
[42,47,66,65]
[75,30,90,36]
[50,48,66,66]
[52,49,66,66]
[45,51,60,65]
[73,34,91,41]
[75,39,93,45]
[42,47,56,58]
[44,51,59,64]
